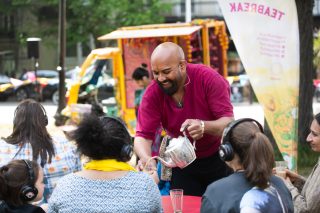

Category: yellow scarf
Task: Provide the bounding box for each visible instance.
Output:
[84,159,136,172]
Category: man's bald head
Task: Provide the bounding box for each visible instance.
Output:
[151,42,185,64]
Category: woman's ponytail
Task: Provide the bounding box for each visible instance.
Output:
[243,132,274,189]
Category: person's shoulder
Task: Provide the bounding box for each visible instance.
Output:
[142,80,164,101]
[126,172,157,186]
[270,175,287,187]
[52,136,77,150]
[55,172,77,186]
[0,138,13,147]
[144,81,160,93]
[206,173,235,190]
[187,63,225,81]
[187,63,218,74]
[206,173,248,192]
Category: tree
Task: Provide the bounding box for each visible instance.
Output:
[296,0,314,144]
[67,0,171,47]
[295,0,320,169]
[2,0,172,48]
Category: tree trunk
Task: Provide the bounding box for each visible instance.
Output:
[296,0,314,144]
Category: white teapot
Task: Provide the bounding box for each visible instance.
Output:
[154,134,196,169]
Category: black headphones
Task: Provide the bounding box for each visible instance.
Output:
[219,118,264,162]
[101,116,133,162]
[39,103,48,126]
[15,102,48,126]
[20,160,38,202]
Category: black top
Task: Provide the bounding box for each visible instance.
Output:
[0,201,45,213]
[200,172,294,213]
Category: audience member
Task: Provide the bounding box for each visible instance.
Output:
[0,159,46,212]
[201,118,293,213]
[48,115,161,213]
[0,99,81,202]
[282,113,320,212]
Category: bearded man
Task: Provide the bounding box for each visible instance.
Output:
[134,42,234,196]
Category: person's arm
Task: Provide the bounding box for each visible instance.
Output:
[180,117,234,140]
[284,166,320,213]
[134,136,156,171]
[285,169,306,191]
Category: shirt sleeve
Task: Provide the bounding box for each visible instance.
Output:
[285,164,320,213]
[135,85,162,140]
[200,195,217,213]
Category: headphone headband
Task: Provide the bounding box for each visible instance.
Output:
[222,118,264,145]
[20,160,38,202]
[100,116,133,161]
[15,101,48,126]
[219,118,263,162]
[22,160,35,184]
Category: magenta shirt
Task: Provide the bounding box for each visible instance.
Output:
[136,63,234,158]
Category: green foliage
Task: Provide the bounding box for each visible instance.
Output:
[2,0,172,46]
[313,31,320,69]
[67,0,172,45]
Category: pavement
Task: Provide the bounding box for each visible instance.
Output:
[1,100,320,138]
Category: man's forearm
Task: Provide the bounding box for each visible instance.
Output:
[204,117,234,136]
[133,136,153,162]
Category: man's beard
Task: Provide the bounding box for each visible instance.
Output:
[157,79,178,96]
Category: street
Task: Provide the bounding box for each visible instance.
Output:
[1,100,320,138]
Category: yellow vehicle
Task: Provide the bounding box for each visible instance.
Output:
[61,19,229,133]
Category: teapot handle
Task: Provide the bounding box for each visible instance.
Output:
[143,156,158,171]
[183,131,197,150]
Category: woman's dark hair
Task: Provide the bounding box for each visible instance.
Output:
[315,112,320,125]
[2,99,55,165]
[230,121,274,189]
[70,115,132,161]
[0,160,39,206]
[132,63,149,80]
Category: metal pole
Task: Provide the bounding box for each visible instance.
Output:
[185,0,192,22]
[57,0,66,113]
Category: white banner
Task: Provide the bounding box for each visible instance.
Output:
[217,1,300,170]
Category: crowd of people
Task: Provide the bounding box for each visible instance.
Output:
[0,42,319,213]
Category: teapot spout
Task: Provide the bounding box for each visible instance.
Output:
[155,156,176,168]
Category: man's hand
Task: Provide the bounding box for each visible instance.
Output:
[136,158,157,172]
[180,119,204,140]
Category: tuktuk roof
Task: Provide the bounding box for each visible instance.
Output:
[97,22,202,40]
[89,47,121,59]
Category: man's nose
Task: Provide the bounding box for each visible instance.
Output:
[158,73,166,82]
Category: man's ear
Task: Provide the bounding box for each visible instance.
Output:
[179,60,187,70]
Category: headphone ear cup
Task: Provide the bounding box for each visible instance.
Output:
[120,144,133,162]
[219,142,234,162]
[20,185,38,202]
[44,114,48,126]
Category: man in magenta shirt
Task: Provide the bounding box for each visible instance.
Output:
[134,42,234,196]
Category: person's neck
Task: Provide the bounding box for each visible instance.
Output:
[226,156,244,172]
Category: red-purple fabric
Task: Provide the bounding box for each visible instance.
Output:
[136,63,234,158]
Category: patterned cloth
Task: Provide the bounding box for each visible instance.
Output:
[0,136,82,202]
[240,186,286,213]
[48,172,162,213]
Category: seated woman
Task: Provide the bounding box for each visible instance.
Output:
[201,118,294,213]
[282,113,320,212]
[0,159,46,213]
[0,99,81,202]
[48,115,161,213]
